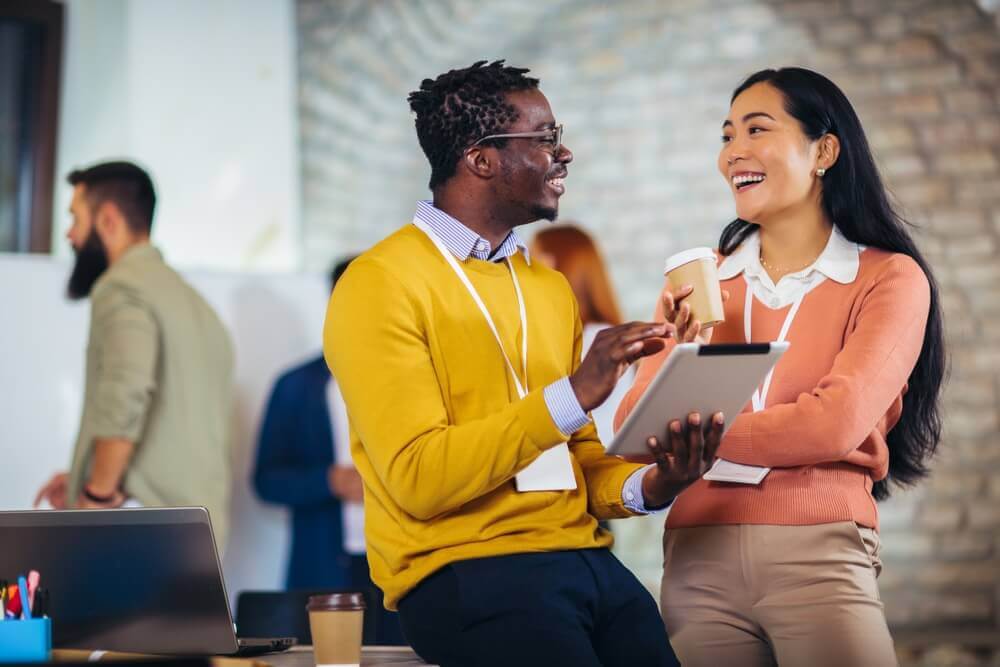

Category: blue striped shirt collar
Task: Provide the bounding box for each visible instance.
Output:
[414,200,530,264]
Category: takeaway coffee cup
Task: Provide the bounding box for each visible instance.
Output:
[306,592,365,667]
[663,247,726,328]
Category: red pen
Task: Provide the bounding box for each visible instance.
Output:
[6,583,21,617]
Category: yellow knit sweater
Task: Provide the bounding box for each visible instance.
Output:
[324,224,643,609]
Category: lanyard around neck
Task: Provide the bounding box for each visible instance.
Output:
[744,274,805,412]
[413,218,529,399]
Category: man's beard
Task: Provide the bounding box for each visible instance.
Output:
[66,230,109,300]
[531,203,558,222]
[499,162,559,223]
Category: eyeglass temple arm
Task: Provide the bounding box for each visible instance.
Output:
[474,131,548,145]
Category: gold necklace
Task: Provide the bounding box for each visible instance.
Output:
[758,248,822,275]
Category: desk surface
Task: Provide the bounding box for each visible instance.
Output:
[264,645,432,667]
[53,645,432,667]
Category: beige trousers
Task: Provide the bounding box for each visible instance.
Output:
[661,522,898,667]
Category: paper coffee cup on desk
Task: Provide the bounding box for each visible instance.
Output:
[307,592,365,667]
[663,247,725,327]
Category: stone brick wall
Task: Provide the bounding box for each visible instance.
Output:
[299,0,1000,658]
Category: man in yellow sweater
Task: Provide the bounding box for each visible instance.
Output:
[325,61,722,667]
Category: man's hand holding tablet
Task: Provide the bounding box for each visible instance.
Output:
[640,411,724,508]
[565,282,727,509]
[631,282,728,507]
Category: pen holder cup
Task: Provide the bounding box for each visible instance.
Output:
[0,617,52,663]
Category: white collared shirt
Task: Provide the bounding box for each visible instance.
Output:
[718,226,864,309]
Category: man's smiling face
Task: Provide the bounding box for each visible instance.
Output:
[492,88,573,225]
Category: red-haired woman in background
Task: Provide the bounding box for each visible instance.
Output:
[532,224,630,446]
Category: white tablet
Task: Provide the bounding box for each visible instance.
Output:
[606,342,789,457]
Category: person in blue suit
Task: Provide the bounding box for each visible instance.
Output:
[253,256,404,645]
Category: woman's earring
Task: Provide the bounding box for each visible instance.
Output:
[816,167,826,177]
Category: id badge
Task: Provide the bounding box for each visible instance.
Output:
[515,443,577,491]
[703,458,770,485]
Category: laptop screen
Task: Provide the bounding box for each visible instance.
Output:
[0,507,238,654]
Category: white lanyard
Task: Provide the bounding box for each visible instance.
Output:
[744,275,807,412]
[413,217,529,398]
[705,273,811,486]
[413,217,577,492]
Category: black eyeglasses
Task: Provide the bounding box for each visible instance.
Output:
[473,124,563,151]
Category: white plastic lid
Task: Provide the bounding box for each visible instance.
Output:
[663,247,716,275]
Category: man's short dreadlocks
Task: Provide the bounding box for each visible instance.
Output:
[408,60,540,190]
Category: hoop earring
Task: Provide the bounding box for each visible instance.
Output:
[816,167,826,177]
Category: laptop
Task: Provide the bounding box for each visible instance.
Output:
[0,507,295,656]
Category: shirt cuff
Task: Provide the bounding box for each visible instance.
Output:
[543,377,591,436]
[622,464,673,514]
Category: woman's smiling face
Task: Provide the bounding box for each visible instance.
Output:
[718,82,823,225]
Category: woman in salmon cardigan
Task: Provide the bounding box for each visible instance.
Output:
[615,68,944,667]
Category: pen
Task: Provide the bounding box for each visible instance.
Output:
[27,570,40,612]
[17,576,30,620]
[31,588,48,618]
[5,583,20,618]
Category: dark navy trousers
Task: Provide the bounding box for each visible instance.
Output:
[397,548,680,667]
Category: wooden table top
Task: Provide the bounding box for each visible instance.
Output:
[263,645,432,667]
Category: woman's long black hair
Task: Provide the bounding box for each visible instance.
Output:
[719,67,945,501]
